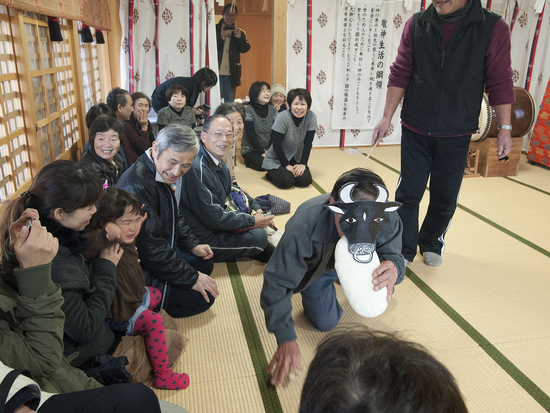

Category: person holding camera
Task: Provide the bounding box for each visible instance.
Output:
[216,3,250,103]
[0,210,190,413]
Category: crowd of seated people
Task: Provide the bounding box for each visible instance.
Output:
[0,62,468,413]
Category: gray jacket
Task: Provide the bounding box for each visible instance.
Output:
[260,194,404,345]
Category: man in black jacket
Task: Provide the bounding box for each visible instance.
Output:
[216,4,250,103]
[117,124,219,318]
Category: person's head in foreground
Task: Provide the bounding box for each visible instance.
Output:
[299,327,468,413]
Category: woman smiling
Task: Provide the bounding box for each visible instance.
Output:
[262,88,317,189]
[79,115,126,187]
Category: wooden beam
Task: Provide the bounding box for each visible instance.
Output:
[272,0,286,87]
[108,0,122,89]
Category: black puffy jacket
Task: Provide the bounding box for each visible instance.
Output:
[116,153,200,306]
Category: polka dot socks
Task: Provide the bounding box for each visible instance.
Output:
[146,286,162,310]
[133,309,190,390]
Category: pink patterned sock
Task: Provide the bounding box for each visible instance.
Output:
[133,309,190,390]
[147,286,162,310]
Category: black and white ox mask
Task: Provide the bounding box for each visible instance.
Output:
[325,183,401,263]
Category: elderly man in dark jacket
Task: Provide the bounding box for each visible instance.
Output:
[216,4,250,103]
[180,115,274,263]
[117,124,219,318]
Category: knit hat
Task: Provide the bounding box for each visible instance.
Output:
[270,84,286,98]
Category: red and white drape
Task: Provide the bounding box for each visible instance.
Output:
[119,0,549,146]
[286,0,550,148]
[119,0,221,114]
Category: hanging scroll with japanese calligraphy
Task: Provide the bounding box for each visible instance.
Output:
[332,1,395,129]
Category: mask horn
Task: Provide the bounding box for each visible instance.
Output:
[374,185,389,203]
[339,182,357,204]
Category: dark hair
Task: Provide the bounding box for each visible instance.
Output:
[131,92,151,109]
[89,187,142,230]
[248,81,271,105]
[89,115,125,146]
[214,102,245,122]
[287,88,312,110]
[331,168,386,201]
[299,327,468,413]
[202,114,232,133]
[192,67,218,91]
[165,84,190,103]
[85,103,116,129]
[106,87,131,112]
[0,160,103,245]
[222,3,238,14]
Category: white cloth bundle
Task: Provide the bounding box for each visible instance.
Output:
[334,235,388,318]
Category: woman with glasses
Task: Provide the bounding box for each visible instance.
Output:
[215,102,246,184]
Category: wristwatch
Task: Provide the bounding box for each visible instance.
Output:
[497,124,512,131]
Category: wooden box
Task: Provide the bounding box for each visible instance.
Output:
[468,137,522,177]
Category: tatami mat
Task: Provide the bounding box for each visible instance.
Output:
[155,263,265,413]
[152,146,550,413]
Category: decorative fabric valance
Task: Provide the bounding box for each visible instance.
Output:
[2,0,111,31]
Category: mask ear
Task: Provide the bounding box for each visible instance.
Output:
[326,205,346,215]
[383,201,402,213]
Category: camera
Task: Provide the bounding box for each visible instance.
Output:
[223,24,235,31]
[195,104,210,120]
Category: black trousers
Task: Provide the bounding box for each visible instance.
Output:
[38,383,160,413]
[266,165,312,189]
[242,151,266,171]
[164,287,216,318]
[395,126,471,261]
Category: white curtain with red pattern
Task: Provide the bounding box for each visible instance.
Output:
[286,0,550,148]
[119,0,221,114]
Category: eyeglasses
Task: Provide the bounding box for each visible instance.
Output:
[210,131,235,140]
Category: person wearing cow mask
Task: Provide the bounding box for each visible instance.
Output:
[261,168,405,386]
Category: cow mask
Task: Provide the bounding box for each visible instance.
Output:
[325,182,401,318]
[325,182,401,264]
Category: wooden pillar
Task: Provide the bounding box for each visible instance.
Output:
[272,0,286,87]
[107,0,121,89]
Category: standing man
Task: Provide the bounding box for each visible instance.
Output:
[372,0,515,266]
[117,124,219,318]
[180,114,274,263]
[216,4,250,103]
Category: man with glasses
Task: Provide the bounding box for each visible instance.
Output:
[180,115,274,263]
[216,4,250,103]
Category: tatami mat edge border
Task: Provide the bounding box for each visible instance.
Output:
[226,261,284,413]
[455,203,550,258]
[368,155,550,258]
[503,177,550,196]
[406,268,550,412]
[310,180,326,195]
